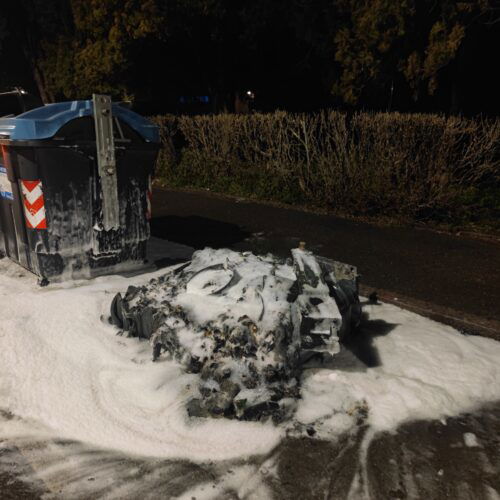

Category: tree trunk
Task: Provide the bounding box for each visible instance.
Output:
[32,63,52,103]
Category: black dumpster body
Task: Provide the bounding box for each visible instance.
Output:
[0,99,159,281]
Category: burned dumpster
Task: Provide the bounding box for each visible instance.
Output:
[0,95,160,282]
[109,245,362,421]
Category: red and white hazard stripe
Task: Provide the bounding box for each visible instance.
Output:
[146,175,152,220]
[21,180,47,229]
[1,145,7,164]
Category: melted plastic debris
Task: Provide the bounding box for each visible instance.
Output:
[109,247,361,421]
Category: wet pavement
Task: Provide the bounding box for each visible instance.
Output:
[2,401,499,499]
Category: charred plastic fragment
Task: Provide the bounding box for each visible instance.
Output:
[109,246,361,421]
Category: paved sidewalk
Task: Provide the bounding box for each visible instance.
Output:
[152,188,500,339]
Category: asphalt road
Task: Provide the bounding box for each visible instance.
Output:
[151,188,500,338]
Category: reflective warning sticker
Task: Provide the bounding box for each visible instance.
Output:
[21,179,47,229]
[0,166,13,200]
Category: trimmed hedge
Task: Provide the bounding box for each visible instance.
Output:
[152,111,500,229]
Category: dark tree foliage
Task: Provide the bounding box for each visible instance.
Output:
[1,0,498,114]
[0,0,72,102]
[332,0,500,113]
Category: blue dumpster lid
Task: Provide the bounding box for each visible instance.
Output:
[0,100,160,143]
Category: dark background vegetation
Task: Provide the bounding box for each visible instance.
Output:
[153,112,499,231]
[1,0,499,115]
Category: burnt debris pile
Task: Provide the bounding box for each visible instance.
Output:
[109,246,361,421]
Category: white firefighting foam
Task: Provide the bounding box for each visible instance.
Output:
[0,242,500,463]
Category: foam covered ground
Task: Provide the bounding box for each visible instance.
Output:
[1,245,500,467]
